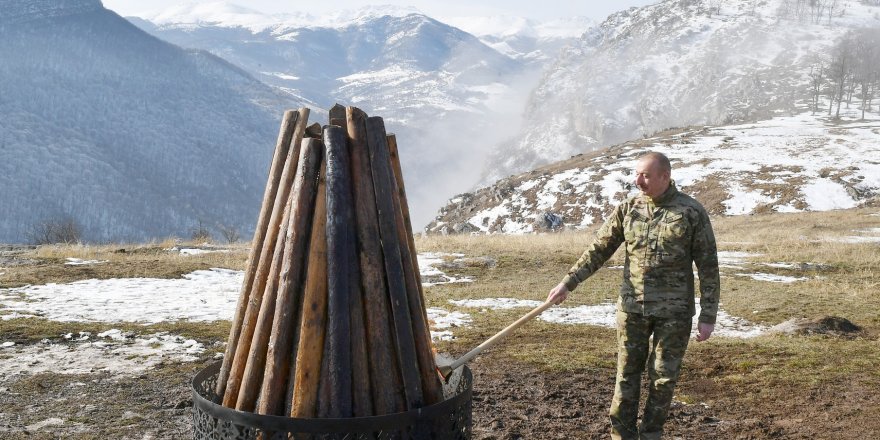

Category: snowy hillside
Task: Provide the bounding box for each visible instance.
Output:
[441,15,595,62]
[428,108,880,234]
[128,3,549,228]
[486,0,880,183]
[0,0,295,243]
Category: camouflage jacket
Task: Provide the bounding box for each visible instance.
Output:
[562,183,720,324]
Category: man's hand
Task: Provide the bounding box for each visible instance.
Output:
[547,282,569,305]
[696,322,714,342]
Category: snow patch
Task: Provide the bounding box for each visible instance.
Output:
[64,258,107,266]
[0,331,205,376]
[801,179,858,211]
[426,307,472,341]
[417,253,474,286]
[737,273,809,283]
[442,297,768,338]
[0,268,243,323]
[449,298,543,310]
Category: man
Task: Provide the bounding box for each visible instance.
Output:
[547,151,720,440]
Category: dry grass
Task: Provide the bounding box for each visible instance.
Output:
[417,207,880,330]
[0,241,250,288]
[0,209,878,438]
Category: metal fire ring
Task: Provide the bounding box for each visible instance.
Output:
[191,362,473,440]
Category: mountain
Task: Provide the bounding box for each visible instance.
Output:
[428,108,880,234]
[484,0,880,183]
[441,15,595,63]
[0,0,296,243]
[128,3,537,228]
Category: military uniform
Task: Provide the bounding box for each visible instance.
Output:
[561,182,720,440]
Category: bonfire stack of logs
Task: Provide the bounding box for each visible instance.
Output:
[214,105,443,418]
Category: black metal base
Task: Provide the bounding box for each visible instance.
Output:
[191,362,472,439]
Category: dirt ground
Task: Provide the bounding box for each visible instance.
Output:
[469,352,879,440]
[1,350,875,439]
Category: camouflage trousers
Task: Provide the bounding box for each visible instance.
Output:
[610,310,691,440]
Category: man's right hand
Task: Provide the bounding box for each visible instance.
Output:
[547,282,570,305]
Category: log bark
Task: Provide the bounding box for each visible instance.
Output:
[348,249,373,418]
[387,135,444,405]
[387,134,432,330]
[289,159,328,418]
[223,108,310,408]
[323,125,355,418]
[216,110,298,397]
[256,138,323,416]
[347,107,406,415]
[365,116,424,409]
[329,104,346,128]
[234,187,293,411]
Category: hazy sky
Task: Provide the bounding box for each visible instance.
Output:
[102,0,659,21]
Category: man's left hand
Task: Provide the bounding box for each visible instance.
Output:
[696,322,714,342]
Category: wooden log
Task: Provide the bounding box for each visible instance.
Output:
[305,122,323,139]
[387,134,432,332]
[348,251,373,418]
[387,135,444,405]
[365,116,424,409]
[316,327,333,418]
[216,110,298,398]
[289,159,328,419]
[256,137,323,416]
[347,107,406,415]
[223,107,310,408]
[323,125,356,418]
[234,186,293,411]
[329,104,346,128]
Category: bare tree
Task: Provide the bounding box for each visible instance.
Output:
[827,0,841,24]
[809,61,826,114]
[190,219,212,243]
[217,223,241,243]
[27,216,82,245]
[852,29,880,119]
[828,34,855,118]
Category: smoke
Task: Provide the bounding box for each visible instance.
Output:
[390,50,546,230]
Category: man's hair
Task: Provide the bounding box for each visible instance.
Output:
[638,151,671,175]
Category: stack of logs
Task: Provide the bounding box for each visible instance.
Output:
[214,105,443,419]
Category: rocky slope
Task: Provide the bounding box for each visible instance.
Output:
[428,108,880,234]
[485,0,880,183]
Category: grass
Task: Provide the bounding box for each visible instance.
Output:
[0,208,879,437]
[417,207,880,432]
[0,241,249,288]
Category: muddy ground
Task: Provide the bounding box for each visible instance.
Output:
[469,353,878,440]
[0,350,876,439]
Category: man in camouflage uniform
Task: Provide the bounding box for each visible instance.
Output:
[547,151,720,440]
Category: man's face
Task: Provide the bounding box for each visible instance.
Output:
[634,157,671,199]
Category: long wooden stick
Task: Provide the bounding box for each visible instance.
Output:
[289,158,328,418]
[223,108,310,408]
[216,110,298,397]
[387,137,444,405]
[347,107,405,415]
[257,137,323,416]
[387,134,431,330]
[234,184,294,411]
[365,116,424,409]
[437,301,555,378]
[324,125,355,418]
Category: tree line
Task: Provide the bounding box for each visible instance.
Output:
[809,28,880,119]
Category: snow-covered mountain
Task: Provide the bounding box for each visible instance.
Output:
[128,3,551,228]
[485,0,880,183]
[440,15,595,62]
[429,108,880,234]
[0,0,295,243]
